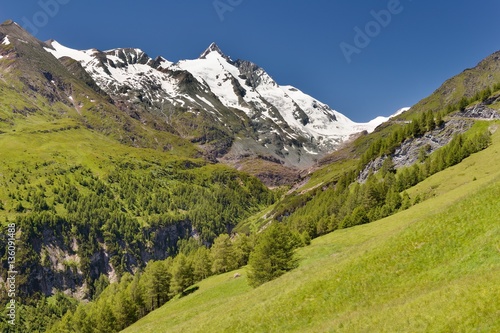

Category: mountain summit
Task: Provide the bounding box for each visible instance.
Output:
[199,42,228,60]
[3,21,400,184]
[42,37,400,183]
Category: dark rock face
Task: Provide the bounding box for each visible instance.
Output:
[234,59,263,89]
[4,220,193,299]
[459,104,500,120]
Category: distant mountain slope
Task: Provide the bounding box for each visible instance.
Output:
[1,19,404,185]
[0,20,194,153]
[44,40,393,176]
[399,50,500,118]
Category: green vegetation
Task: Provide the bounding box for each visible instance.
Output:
[41,122,500,332]
[43,233,256,333]
[0,119,274,332]
[247,223,299,287]
[0,23,277,332]
[44,224,304,332]
[0,293,78,333]
[121,134,500,332]
[270,122,493,241]
[358,110,441,167]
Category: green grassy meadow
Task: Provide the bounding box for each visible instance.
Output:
[122,129,500,333]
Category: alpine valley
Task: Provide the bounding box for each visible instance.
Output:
[0,19,499,333]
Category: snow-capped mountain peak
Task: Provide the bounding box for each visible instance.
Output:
[44,39,399,168]
[199,42,230,61]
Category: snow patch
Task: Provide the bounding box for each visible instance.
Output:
[353,107,411,133]
[391,107,410,118]
[1,36,10,45]
[175,51,258,115]
[196,95,215,108]
[157,56,173,69]
[45,41,95,64]
[303,146,319,155]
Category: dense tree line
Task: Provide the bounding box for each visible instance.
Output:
[46,233,254,332]
[453,83,500,112]
[0,293,78,333]
[280,128,492,239]
[359,82,499,169]
[0,159,274,330]
[46,222,305,332]
[247,223,300,287]
[358,110,443,169]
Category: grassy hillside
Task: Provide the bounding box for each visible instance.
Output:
[122,129,500,333]
[407,51,500,117]
[0,109,205,224]
[0,110,275,311]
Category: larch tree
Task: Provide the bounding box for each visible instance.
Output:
[247,223,298,287]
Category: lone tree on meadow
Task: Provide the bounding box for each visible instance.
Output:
[247,223,299,287]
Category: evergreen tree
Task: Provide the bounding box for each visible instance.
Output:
[94,301,118,333]
[379,156,395,177]
[349,206,369,227]
[458,97,469,111]
[93,274,110,300]
[191,247,212,281]
[418,146,428,163]
[435,112,444,128]
[385,188,402,212]
[112,274,138,330]
[480,87,492,101]
[128,272,146,318]
[47,312,75,333]
[400,192,412,210]
[143,260,171,310]
[425,110,435,131]
[114,290,137,330]
[247,223,298,287]
[410,117,423,137]
[68,305,92,333]
[233,234,254,267]
[210,234,237,274]
[170,253,193,296]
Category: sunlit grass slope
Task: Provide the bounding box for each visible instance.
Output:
[0,121,193,218]
[123,129,500,333]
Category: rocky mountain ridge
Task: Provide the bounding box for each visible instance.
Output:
[43,39,395,174]
[2,18,405,185]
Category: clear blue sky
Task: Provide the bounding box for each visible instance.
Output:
[1,0,500,121]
